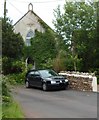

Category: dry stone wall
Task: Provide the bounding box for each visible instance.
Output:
[59,71,97,92]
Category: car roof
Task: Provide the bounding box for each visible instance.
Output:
[27,69,55,73]
[27,69,50,72]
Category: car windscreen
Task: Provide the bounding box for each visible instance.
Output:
[39,70,58,78]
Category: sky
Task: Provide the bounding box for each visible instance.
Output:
[0,0,66,29]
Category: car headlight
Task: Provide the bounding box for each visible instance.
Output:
[51,81,56,84]
[65,79,68,82]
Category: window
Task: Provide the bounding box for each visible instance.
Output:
[35,71,40,76]
[26,30,35,46]
[29,71,35,76]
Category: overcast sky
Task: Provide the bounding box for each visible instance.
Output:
[0,0,66,29]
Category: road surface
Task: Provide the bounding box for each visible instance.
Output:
[11,86,97,118]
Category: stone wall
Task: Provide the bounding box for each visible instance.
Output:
[59,71,97,92]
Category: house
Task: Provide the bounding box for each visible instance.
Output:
[14,3,49,46]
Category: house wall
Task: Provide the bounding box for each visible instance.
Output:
[14,11,45,42]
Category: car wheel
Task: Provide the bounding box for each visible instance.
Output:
[25,81,30,88]
[42,83,47,91]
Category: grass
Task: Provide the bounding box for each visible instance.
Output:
[2,100,25,118]
[0,104,2,120]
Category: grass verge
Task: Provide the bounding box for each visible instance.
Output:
[0,104,2,119]
[2,100,24,118]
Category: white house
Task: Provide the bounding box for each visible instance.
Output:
[14,3,47,46]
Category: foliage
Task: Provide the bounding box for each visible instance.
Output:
[53,2,96,44]
[6,60,26,84]
[7,73,24,85]
[23,29,58,69]
[2,17,24,59]
[11,60,25,73]
[2,58,26,84]
[2,75,12,106]
[2,75,24,118]
[2,57,12,75]
[53,50,82,72]
[2,101,24,118]
[90,68,99,84]
[2,57,26,75]
[53,50,66,72]
[2,75,10,97]
[41,58,53,69]
[97,76,99,84]
[64,54,82,71]
[53,2,98,73]
[75,29,99,71]
[1,17,24,75]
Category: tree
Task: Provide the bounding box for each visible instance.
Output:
[53,2,98,72]
[2,18,24,59]
[53,2,96,45]
[1,17,24,74]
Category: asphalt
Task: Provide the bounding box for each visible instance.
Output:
[11,86,97,118]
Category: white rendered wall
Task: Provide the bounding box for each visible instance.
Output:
[14,11,45,42]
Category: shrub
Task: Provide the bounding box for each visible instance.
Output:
[2,57,12,75]
[7,72,26,85]
[52,50,66,72]
[2,58,27,85]
[2,75,12,104]
[89,68,99,84]
[53,57,66,73]
[2,57,26,75]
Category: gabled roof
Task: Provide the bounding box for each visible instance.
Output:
[14,10,30,26]
[14,9,53,31]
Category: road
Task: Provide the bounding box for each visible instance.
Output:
[11,86,97,118]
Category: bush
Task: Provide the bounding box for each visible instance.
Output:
[2,75,10,97]
[2,75,12,105]
[52,50,66,72]
[2,59,26,84]
[89,68,99,84]
[53,57,66,73]
[2,57,12,75]
[7,72,26,85]
[2,57,26,75]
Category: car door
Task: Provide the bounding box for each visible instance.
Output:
[34,71,42,87]
[28,71,35,86]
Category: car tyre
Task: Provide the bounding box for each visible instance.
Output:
[25,81,30,88]
[42,83,47,91]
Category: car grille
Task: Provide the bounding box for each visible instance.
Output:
[56,80,65,83]
[54,77,64,80]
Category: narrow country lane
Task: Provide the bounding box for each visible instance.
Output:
[11,86,97,118]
